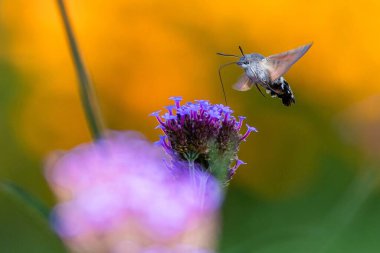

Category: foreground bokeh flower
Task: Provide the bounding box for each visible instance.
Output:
[151,97,257,184]
[45,131,222,253]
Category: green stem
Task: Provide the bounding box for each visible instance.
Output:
[187,157,208,209]
[56,0,104,140]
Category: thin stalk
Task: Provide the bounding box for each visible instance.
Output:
[198,174,208,209]
[188,159,196,187]
[185,152,199,187]
[56,0,104,140]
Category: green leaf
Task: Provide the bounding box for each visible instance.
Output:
[0,181,50,221]
[0,188,67,252]
[219,158,380,253]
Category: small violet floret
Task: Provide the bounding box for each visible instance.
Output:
[240,124,258,142]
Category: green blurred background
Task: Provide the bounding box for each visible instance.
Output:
[1,0,380,252]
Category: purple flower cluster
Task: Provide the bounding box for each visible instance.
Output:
[45,131,221,252]
[151,97,257,183]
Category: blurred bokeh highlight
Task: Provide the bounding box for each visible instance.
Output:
[1,0,380,252]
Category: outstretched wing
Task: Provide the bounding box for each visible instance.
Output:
[232,74,253,91]
[262,43,312,82]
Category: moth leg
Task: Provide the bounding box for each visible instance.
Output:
[265,83,282,98]
[254,83,266,97]
[265,84,277,93]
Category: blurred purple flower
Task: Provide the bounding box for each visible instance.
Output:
[45,131,221,253]
[151,97,257,183]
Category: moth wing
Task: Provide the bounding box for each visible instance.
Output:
[232,74,254,91]
[263,43,312,82]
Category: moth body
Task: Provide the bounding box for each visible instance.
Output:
[218,43,312,106]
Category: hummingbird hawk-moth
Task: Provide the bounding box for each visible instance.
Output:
[218,43,312,106]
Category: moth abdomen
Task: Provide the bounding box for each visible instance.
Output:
[268,77,295,106]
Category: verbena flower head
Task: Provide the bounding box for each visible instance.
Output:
[151,97,257,184]
[45,131,221,253]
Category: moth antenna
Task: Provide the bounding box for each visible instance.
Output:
[238,46,245,56]
[218,62,237,105]
[216,52,240,58]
